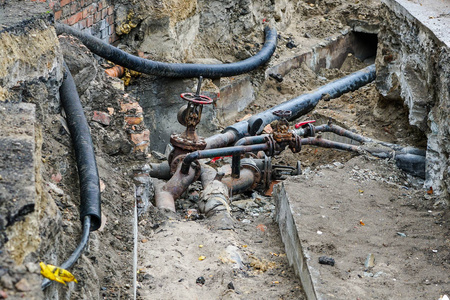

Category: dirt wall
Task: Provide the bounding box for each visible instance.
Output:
[376,0,450,201]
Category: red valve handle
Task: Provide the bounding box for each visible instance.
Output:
[180,93,213,105]
[294,120,316,129]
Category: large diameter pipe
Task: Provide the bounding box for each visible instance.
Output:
[154,164,197,211]
[219,165,257,194]
[60,63,102,231]
[247,64,376,135]
[55,24,277,79]
[181,143,269,174]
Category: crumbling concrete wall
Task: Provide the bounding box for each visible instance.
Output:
[376,0,450,201]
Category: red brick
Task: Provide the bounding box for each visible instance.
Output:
[78,19,87,29]
[109,33,118,44]
[107,6,113,16]
[39,0,46,2]
[61,18,69,24]
[125,116,143,126]
[106,15,113,25]
[86,15,94,27]
[130,130,150,145]
[67,11,83,25]
[101,8,107,19]
[92,111,111,126]
[60,0,71,7]
[94,11,101,23]
[70,3,78,14]
[120,102,143,114]
[54,10,62,20]
[98,1,103,10]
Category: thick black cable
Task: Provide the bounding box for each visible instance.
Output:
[41,216,91,289]
[60,63,102,230]
[55,23,277,78]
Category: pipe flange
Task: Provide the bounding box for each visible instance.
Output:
[289,133,302,153]
[241,161,262,190]
[265,135,276,157]
[170,133,207,152]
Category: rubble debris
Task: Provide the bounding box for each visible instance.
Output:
[196,276,205,285]
[318,256,335,266]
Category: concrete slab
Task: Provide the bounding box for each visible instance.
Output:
[274,156,449,299]
[384,0,450,47]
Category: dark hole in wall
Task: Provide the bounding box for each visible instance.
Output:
[351,32,378,61]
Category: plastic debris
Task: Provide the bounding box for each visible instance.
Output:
[359,219,365,226]
[438,295,449,300]
[364,253,375,268]
[317,230,323,235]
[198,256,206,261]
[397,232,407,237]
[40,262,78,285]
[198,244,203,248]
[318,256,335,266]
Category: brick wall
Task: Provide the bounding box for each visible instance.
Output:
[30,0,118,43]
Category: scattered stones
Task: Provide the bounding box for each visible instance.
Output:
[318,256,335,266]
[396,232,407,237]
[227,282,235,290]
[92,111,111,126]
[14,278,31,292]
[269,73,283,82]
[196,276,205,285]
[286,40,297,49]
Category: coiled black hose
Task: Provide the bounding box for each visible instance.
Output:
[55,23,277,78]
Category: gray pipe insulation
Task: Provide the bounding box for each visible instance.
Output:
[205,64,377,149]
[55,23,277,78]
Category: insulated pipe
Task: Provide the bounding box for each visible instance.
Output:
[247,64,376,135]
[60,63,102,231]
[148,162,172,180]
[181,143,270,174]
[205,122,247,149]
[55,23,278,79]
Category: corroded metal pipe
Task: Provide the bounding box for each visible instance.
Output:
[154,164,197,211]
[220,165,259,194]
[234,135,267,146]
[301,137,361,152]
[314,124,371,143]
[181,143,269,174]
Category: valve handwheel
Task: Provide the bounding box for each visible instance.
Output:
[180,93,213,105]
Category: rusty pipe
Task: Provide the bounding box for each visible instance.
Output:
[314,124,371,143]
[220,166,258,194]
[148,162,171,180]
[234,135,267,146]
[301,137,361,152]
[181,143,270,174]
[154,164,197,211]
[205,130,239,149]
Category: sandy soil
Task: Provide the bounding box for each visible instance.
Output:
[282,155,449,299]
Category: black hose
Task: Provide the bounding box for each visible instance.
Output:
[247,64,376,135]
[55,23,277,79]
[60,63,102,230]
[42,216,91,289]
[181,143,269,174]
